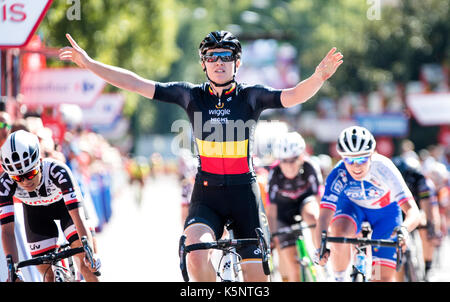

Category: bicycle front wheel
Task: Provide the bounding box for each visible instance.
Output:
[299,259,317,282]
[352,272,365,282]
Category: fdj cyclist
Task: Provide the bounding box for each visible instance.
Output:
[315,126,421,282]
[59,30,343,281]
[268,132,322,282]
[0,131,100,282]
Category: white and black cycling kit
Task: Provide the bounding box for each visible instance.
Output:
[0,158,85,257]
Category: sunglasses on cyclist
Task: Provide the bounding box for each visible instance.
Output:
[202,51,235,63]
[0,122,11,130]
[343,156,370,165]
[10,167,40,182]
[281,157,298,164]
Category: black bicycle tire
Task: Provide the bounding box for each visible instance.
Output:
[405,253,419,282]
[352,272,364,282]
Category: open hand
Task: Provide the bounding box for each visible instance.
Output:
[315,47,344,81]
[58,33,90,68]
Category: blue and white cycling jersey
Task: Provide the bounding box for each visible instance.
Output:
[320,153,414,269]
[321,153,413,211]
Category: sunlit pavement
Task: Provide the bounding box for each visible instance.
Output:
[95,174,184,281]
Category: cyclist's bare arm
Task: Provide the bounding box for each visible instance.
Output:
[315,208,334,248]
[68,208,94,248]
[398,199,421,232]
[59,34,156,99]
[68,208,100,276]
[1,222,19,263]
[268,203,278,234]
[280,47,343,108]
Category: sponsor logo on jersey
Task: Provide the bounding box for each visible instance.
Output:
[21,192,63,206]
[331,179,344,195]
[209,108,231,117]
[50,166,68,185]
[0,178,15,196]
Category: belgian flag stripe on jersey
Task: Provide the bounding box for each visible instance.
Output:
[196,138,249,174]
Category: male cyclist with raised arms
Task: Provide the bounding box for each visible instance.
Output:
[267,132,322,281]
[59,30,343,281]
[0,131,100,282]
[314,126,421,282]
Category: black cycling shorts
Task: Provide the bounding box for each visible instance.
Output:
[23,200,79,257]
[276,195,316,249]
[184,181,269,262]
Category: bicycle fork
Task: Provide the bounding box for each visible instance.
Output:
[296,236,317,282]
[220,229,242,282]
[351,247,367,282]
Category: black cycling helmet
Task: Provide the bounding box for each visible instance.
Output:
[199,30,242,58]
[199,31,242,88]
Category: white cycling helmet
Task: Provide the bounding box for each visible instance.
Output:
[272,132,306,159]
[1,130,41,176]
[337,126,376,157]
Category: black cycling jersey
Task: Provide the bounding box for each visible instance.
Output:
[154,82,283,186]
[392,157,432,207]
[267,159,322,225]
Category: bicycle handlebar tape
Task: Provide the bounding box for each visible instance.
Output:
[255,228,272,275]
[6,255,16,282]
[395,239,403,272]
[319,231,328,259]
[178,235,190,282]
[81,236,101,277]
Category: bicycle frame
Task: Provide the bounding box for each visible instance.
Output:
[272,221,317,282]
[179,227,271,282]
[295,235,317,282]
[51,244,78,282]
[217,228,243,282]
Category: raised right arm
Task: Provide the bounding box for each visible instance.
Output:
[59,34,156,99]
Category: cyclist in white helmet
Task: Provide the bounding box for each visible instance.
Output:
[0,130,100,282]
[268,132,322,281]
[314,126,421,282]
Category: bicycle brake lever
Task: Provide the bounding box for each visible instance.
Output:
[319,231,327,259]
[81,236,101,276]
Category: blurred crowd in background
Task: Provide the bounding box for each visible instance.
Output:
[0,106,123,233]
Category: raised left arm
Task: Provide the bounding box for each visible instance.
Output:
[280,47,343,108]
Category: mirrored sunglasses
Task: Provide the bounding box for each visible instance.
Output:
[10,168,40,182]
[343,156,370,165]
[202,51,235,63]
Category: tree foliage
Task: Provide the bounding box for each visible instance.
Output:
[39,0,180,127]
[38,0,448,141]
